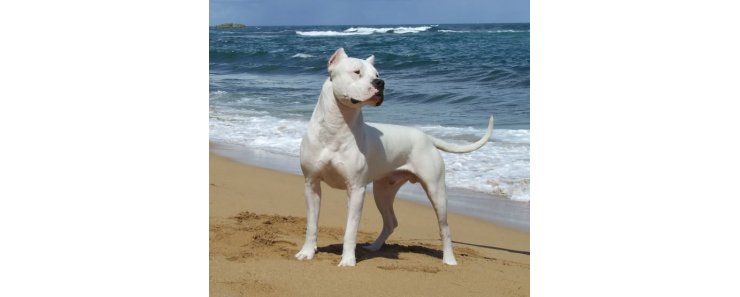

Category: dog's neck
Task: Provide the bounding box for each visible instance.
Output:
[309,79,365,147]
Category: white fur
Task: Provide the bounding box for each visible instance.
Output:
[295,48,494,267]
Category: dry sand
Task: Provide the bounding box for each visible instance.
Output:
[210,153,530,297]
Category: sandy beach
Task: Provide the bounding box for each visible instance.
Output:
[210,153,530,296]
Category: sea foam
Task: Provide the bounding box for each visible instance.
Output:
[209,97,530,202]
[291,53,314,58]
[296,25,434,37]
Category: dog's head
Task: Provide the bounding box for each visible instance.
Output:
[327,48,384,108]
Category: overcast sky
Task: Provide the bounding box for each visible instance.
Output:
[210,0,529,26]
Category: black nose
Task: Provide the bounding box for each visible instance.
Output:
[372,79,384,91]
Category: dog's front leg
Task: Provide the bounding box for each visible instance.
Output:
[338,185,366,267]
[295,178,321,260]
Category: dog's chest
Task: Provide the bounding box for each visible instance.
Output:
[319,161,349,189]
[302,144,368,190]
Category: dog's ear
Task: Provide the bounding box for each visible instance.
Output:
[366,55,375,65]
[328,48,348,72]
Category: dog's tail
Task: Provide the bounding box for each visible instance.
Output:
[429,115,494,153]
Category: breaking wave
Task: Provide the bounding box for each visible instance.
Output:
[296,25,434,37]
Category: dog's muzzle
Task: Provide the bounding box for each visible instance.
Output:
[350,79,385,106]
[371,79,385,106]
[372,78,385,91]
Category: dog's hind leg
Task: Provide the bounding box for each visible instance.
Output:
[364,174,408,252]
[420,173,458,265]
[296,178,321,261]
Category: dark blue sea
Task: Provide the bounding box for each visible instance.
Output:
[209,23,529,228]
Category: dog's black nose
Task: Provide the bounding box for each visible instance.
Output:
[372,79,384,91]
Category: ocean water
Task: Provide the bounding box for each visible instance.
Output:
[209,23,530,228]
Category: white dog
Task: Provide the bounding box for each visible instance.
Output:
[295,48,494,267]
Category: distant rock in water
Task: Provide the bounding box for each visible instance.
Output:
[215,23,246,29]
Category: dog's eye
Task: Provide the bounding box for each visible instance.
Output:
[354,70,361,75]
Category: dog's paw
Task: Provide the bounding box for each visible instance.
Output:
[295,248,316,261]
[442,256,458,266]
[337,256,356,267]
[362,243,382,252]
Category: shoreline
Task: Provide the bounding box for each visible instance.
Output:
[210,152,530,296]
[210,141,530,231]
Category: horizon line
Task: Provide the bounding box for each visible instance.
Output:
[208,21,530,27]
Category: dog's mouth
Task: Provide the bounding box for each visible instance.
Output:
[350,93,384,106]
[372,93,384,106]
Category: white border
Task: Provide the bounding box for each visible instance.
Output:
[1,0,207,295]
[532,0,740,296]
